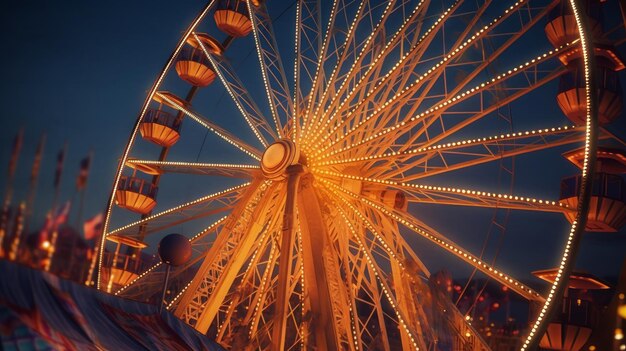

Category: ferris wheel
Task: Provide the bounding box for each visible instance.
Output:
[94,0,625,349]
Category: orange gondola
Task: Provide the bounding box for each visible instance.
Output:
[175,47,216,87]
[544,0,602,49]
[560,172,626,232]
[214,0,253,37]
[114,176,158,215]
[556,57,623,126]
[139,108,182,147]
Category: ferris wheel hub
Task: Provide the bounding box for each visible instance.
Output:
[261,139,302,179]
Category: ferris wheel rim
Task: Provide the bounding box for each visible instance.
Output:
[96,0,603,349]
[95,0,220,290]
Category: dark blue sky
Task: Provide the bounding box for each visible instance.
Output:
[0,1,208,221]
[1,0,625,284]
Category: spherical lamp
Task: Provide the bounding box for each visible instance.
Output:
[158,233,192,267]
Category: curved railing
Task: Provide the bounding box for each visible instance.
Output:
[142,108,181,131]
[117,176,159,199]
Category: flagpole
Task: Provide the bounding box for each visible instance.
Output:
[8,202,25,261]
[44,141,68,272]
[84,212,104,287]
[0,128,24,257]
[51,142,68,217]
[23,133,46,242]
[75,151,93,228]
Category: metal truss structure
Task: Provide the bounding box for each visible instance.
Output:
[96,0,611,349]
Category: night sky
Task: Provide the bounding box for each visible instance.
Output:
[1,0,626,289]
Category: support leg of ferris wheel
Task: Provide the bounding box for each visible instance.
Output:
[271,165,303,351]
[296,173,349,350]
[378,214,431,350]
[174,182,273,333]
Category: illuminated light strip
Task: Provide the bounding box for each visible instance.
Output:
[247,234,277,338]
[331,187,424,350]
[114,216,228,296]
[126,159,259,173]
[292,0,301,142]
[126,160,259,168]
[331,184,431,276]
[320,0,437,118]
[330,189,406,269]
[312,0,459,151]
[307,0,392,139]
[193,33,270,148]
[167,281,193,310]
[215,181,278,338]
[300,0,340,140]
[306,0,434,150]
[296,219,306,349]
[114,262,161,295]
[189,215,228,241]
[320,40,576,161]
[334,204,420,350]
[107,183,249,236]
[520,0,597,349]
[155,92,261,160]
[247,0,284,138]
[97,1,217,290]
[314,169,569,210]
[313,125,581,166]
[168,213,242,311]
[215,204,276,337]
[320,178,544,302]
[310,0,533,157]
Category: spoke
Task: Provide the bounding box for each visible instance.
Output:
[174,181,281,333]
[114,216,228,296]
[294,0,322,142]
[305,0,401,144]
[248,0,293,138]
[315,124,592,182]
[333,203,421,350]
[318,42,574,161]
[106,182,251,238]
[311,0,529,156]
[395,0,560,151]
[316,169,571,214]
[240,232,280,341]
[320,178,545,302]
[125,159,260,178]
[308,0,461,151]
[313,0,454,149]
[194,33,276,147]
[398,125,587,181]
[313,125,583,167]
[216,212,282,342]
[154,91,262,160]
[301,0,342,138]
[325,182,426,273]
[315,3,566,159]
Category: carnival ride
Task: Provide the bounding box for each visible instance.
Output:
[95,0,626,349]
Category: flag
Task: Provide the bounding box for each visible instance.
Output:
[83,213,103,241]
[53,202,71,228]
[75,155,91,191]
[39,211,53,245]
[31,134,46,183]
[7,129,24,179]
[53,145,67,190]
[39,202,71,245]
